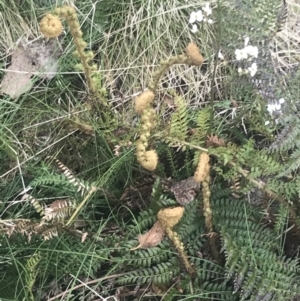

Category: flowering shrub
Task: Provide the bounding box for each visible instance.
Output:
[235,37,259,77]
[189,2,213,33]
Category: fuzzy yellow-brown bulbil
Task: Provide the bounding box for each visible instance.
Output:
[157,207,184,229]
[135,91,155,113]
[186,42,204,66]
[39,14,63,38]
[194,152,210,183]
[138,149,158,171]
[135,105,158,171]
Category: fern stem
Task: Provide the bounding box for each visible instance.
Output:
[230,161,299,223]
[66,186,97,226]
[209,0,222,134]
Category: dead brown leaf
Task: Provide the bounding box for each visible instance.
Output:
[1,46,34,98]
[130,221,165,250]
[1,38,62,98]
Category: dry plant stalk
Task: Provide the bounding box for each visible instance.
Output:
[201,167,220,263]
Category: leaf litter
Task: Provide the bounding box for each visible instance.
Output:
[0,38,62,98]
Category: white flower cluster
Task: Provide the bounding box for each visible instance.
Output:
[267,98,285,115]
[265,98,285,125]
[235,37,258,77]
[189,3,213,33]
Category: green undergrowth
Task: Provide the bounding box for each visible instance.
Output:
[1,0,300,300]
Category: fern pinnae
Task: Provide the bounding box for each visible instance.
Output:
[48,157,89,194]
[126,208,156,238]
[165,147,180,178]
[43,199,75,223]
[23,252,41,301]
[116,259,181,285]
[193,106,211,144]
[124,242,171,268]
[23,194,45,216]
[276,147,300,177]
[269,121,300,152]
[41,226,59,240]
[167,94,189,147]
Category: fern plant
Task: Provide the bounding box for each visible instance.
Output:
[112,182,300,301]
[3,0,300,300]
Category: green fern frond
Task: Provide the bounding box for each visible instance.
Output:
[124,241,171,268]
[126,208,156,238]
[169,95,189,141]
[177,201,204,239]
[209,143,237,166]
[164,147,180,178]
[234,140,281,176]
[116,259,180,285]
[211,184,233,201]
[212,195,300,301]
[267,178,297,201]
[23,252,41,301]
[155,194,178,210]
[49,157,91,194]
[277,147,300,177]
[189,107,211,145]
[212,198,262,225]
[274,203,289,252]
[276,0,288,33]
[269,120,300,152]
[221,229,300,301]
[31,174,77,191]
[99,150,135,189]
[192,258,225,282]
[194,281,238,301]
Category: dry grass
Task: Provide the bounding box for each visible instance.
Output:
[0,0,300,179]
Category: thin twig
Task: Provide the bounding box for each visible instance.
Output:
[47,273,127,301]
[66,186,97,226]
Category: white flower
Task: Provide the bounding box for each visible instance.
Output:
[218,51,224,60]
[238,67,243,73]
[278,98,285,104]
[207,18,214,24]
[189,10,203,23]
[267,104,276,114]
[265,120,270,126]
[248,62,257,77]
[196,10,203,22]
[274,103,281,110]
[244,36,250,46]
[235,48,248,61]
[191,24,198,33]
[202,2,212,15]
[189,11,197,24]
[267,102,282,114]
[245,45,258,58]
